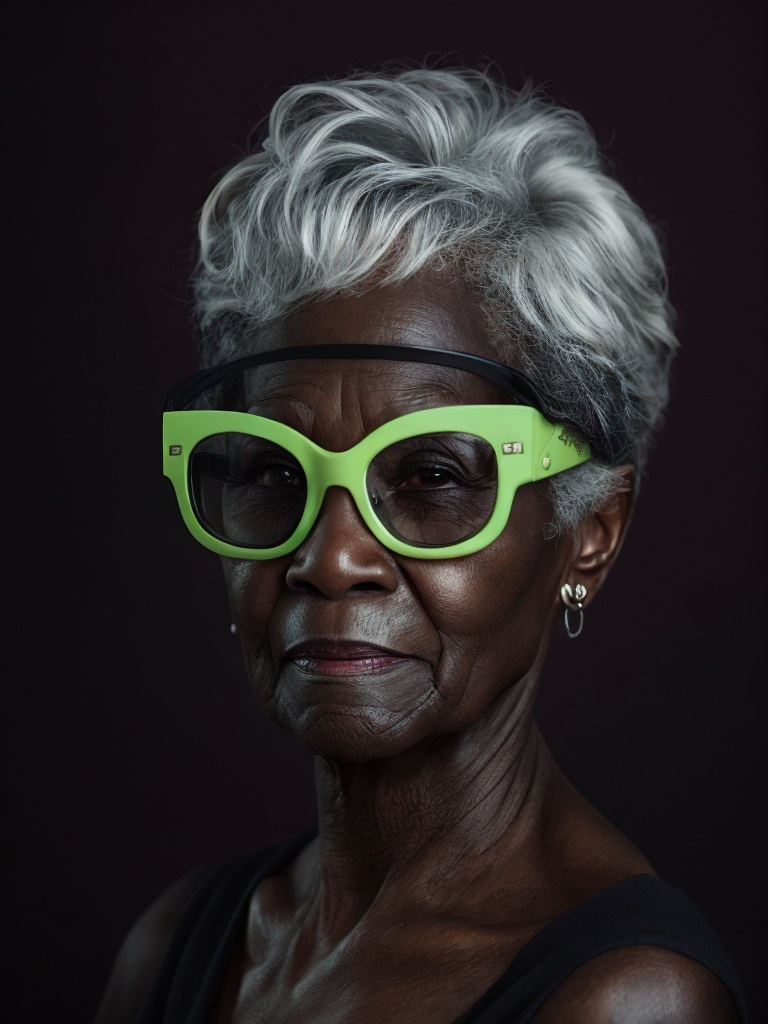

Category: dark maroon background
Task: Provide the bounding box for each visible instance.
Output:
[7,2,765,1020]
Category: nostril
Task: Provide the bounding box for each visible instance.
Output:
[291,579,325,596]
[288,577,387,597]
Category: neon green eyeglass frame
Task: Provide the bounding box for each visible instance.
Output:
[162,344,592,560]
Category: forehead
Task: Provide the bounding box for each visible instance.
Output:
[240,359,503,406]
[257,271,501,356]
[237,272,512,415]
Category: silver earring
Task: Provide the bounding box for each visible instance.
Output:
[560,583,587,639]
[230,623,237,635]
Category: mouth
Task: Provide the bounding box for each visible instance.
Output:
[283,639,412,677]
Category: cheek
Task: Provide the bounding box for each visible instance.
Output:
[406,482,564,702]
[221,556,288,710]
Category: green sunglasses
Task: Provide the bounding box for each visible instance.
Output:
[163,344,591,560]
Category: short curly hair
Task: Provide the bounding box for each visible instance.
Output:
[191,66,677,533]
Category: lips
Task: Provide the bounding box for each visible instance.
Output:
[283,639,411,676]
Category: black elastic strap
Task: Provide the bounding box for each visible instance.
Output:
[166,344,558,417]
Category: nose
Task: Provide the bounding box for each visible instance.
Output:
[285,487,399,599]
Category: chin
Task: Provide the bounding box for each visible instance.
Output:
[274,685,444,763]
[291,717,427,762]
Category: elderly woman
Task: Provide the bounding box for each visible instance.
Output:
[95,68,747,1023]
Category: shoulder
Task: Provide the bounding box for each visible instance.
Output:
[530,945,740,1024]
[92,869,203,1024]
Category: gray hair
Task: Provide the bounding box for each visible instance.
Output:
[192,67,677,534]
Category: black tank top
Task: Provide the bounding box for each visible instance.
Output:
[134,828,748,1023]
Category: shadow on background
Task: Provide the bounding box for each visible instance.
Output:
[7,2,765,1020]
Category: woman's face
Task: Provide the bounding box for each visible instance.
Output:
[223,273,571,762]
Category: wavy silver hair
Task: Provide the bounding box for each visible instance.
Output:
[192,67,677,534]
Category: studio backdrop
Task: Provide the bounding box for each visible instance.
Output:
[7,2,764,1021]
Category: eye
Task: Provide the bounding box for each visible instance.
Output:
[397,464,460,489]
[226,445,305,489]
[253,460,304,488]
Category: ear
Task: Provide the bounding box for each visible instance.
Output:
[563,464,635,608]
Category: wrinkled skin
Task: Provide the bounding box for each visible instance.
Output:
[95,271,739,1024]
[226,275,607,770]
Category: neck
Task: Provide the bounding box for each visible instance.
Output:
[307,670,558,938]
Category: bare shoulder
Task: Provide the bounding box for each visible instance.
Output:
[530,945,740,1024]
[92,869,202,1024]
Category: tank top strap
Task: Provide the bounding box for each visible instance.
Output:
[134,827,318,1024]
[458,873,748,1023]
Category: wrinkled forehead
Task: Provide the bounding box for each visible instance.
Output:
[243,358,509,406]
[199,358,512,447]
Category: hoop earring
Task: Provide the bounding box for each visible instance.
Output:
[560,583,587,639]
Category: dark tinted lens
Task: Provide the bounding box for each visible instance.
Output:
[366,432,498,547]
[189,433,306,548]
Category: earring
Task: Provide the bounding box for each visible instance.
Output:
[560,583,587,639]
[230,623,238,635]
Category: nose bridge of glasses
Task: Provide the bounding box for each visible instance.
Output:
[304,442,370,514]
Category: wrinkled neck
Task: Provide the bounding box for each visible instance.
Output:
[307,671,554,939]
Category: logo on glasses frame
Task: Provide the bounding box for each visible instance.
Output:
[557,427,584,455]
